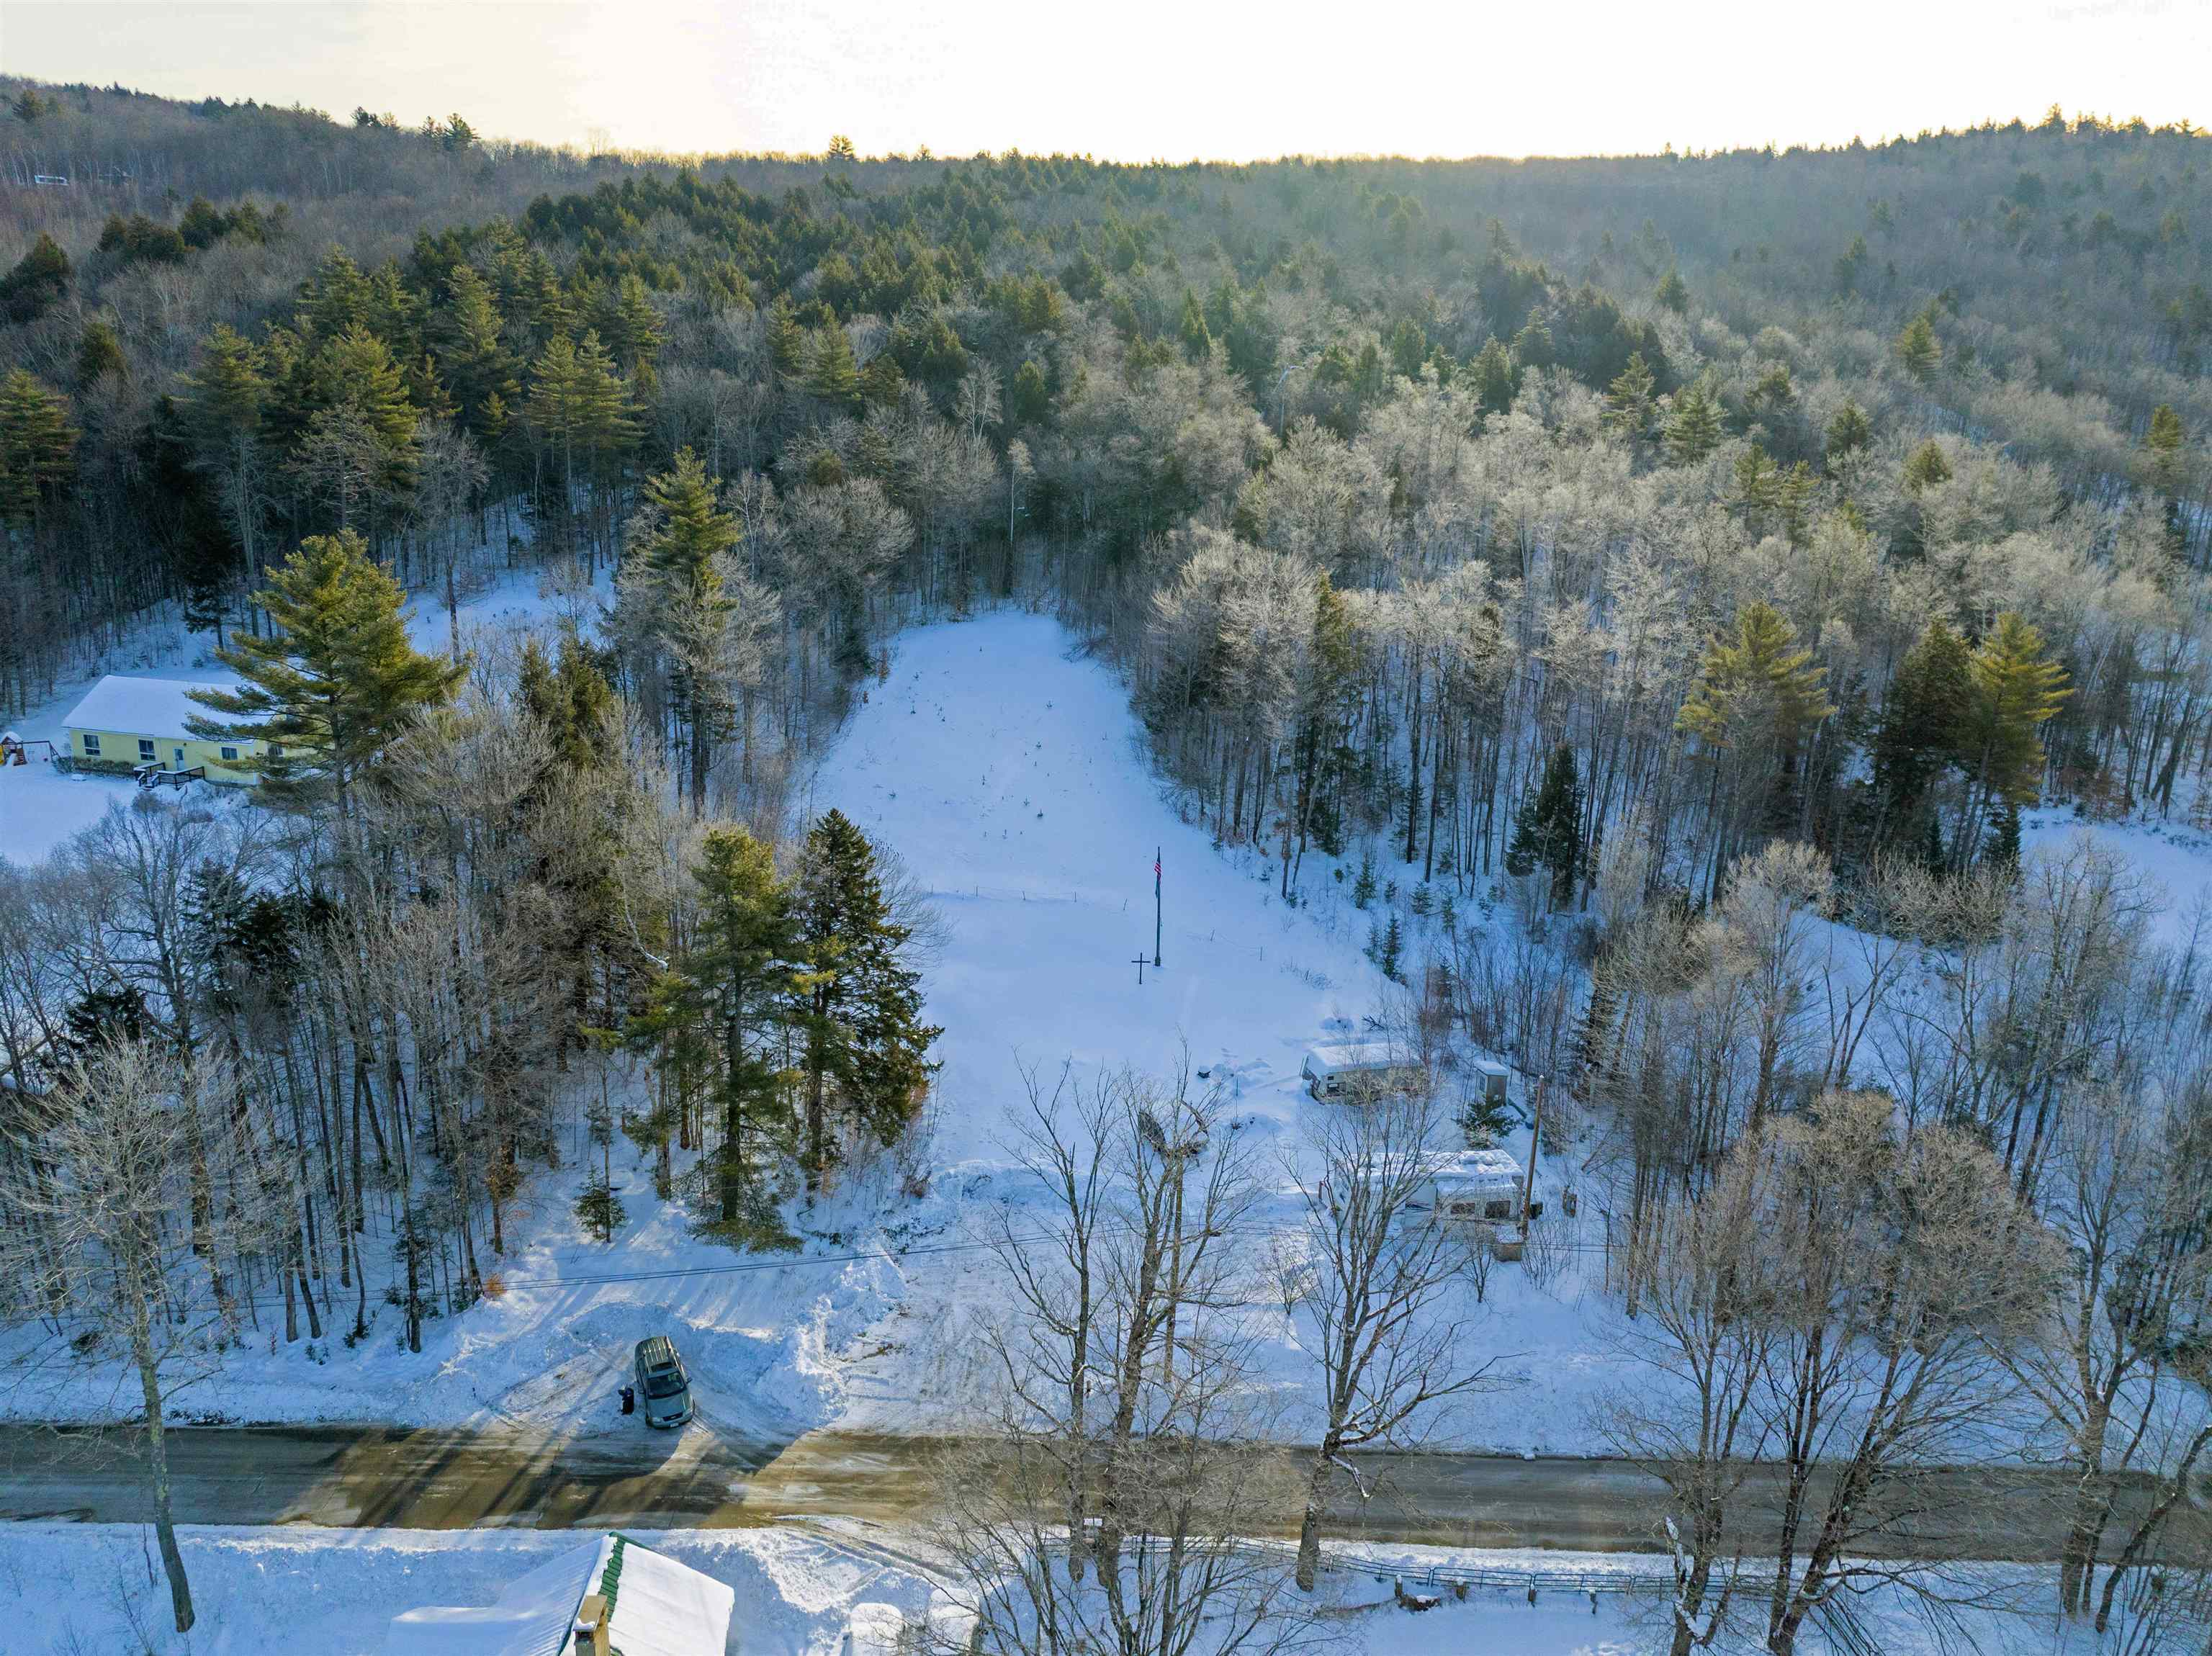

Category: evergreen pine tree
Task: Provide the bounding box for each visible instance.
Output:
[2144,403,2188,551]
[808,326,861,408]
[1603,351,1656,438]
[436,265,521,447]
[1352,850,1377,909]
[1506,743,1585,906]
[1377,912,1403,982]
[1902,438,1952,493]
[575,1092,624,1244]
[1957,611,2069,863]
[1010,359,1051,426]
[74,317,126,388]
[1655,268,1689,312]
[1461,338,1512,418]
[1664,376,1723,464]
[1511,310,1555,370]
[526,329,639,516]
[1895,312,1943,381]
[0,369,77,528]
[518,630,616,773]
[598,273,666,394]
[629,447,742,809]
[1873,617,1972,835]
[792,811,939,1191]
[1178,290,1213,363]
[645,827,801,1228]
[1776,463,1817,546]
[1678,603,1835,858]
[1983,801,2023,878]
[1733,444,1779,517]
[860,352,907,408]
[2144,402,2187,495]
[0,232,71,325]
[188,530,465,802]
[302,325,421,505]
[1823,400,1872,470]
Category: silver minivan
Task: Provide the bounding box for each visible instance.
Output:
[632,1335,695,1428]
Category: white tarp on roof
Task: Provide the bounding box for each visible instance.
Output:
[1425,1148,1524,1194]
[1300,1042,1414,1076]
[61,675,235,739]
[385,1534,734,1656]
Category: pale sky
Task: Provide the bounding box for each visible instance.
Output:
[2,0,2203,163]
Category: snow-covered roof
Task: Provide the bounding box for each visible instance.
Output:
[1302,1042,1417,1074]
[385,1534,734,1656]
[1425,1148,1525,1192]
[61,675,236,739]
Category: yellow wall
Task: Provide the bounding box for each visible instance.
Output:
[66,726,265,786]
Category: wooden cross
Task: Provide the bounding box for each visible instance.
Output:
[1132,954,1149,985]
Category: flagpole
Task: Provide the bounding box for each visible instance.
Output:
[1154,846,1163,968]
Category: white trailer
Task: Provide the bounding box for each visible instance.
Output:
[1300,1043,1424,1102]
[1420,1148,1528,1228]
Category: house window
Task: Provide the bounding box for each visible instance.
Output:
[219,745,240,762]
[1483,1200,1514,1221]
[173,747,184,765]
[267,743,283,759]
[138,739,156,761]
[82,734,101,757]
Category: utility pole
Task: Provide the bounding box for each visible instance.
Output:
[1154,847,1163,967]
[1520,1079,1543,1240]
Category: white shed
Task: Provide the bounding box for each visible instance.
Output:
[1300,1042,1424,1102]
[385,1533,733,1656]
[1420,1148,1527,1227]
[1468,1058,1511,1106]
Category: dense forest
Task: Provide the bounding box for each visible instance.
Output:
[4,76,2212,1649]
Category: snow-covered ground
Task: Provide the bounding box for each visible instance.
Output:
[2021,804,2212,949]
[807,611,1628,1449]
[0,1521,2090,1655]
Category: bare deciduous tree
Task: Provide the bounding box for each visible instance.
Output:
[939,1061,1315,1656]
[1289,1089,1498,1589]
[1,1036,250,1634]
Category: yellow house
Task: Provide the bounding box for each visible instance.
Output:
[62,675,269,786]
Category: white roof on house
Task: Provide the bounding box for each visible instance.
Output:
[385,1534,734,1656]
[62,675,237,739]
[1302,1042,1416,1075]
[1426,1148,1525,1192]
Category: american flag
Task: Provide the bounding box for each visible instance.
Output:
[1154,855,1161,878]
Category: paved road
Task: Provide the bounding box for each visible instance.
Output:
[1,1426,2203,1563]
